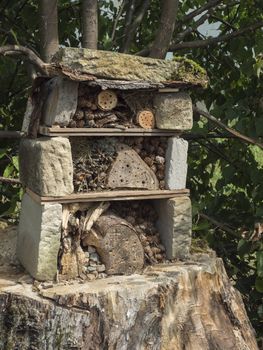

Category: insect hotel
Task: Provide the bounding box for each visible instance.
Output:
[17,48,207,281]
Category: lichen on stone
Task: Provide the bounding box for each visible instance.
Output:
[51,48,208,88]
[172,56,208,88]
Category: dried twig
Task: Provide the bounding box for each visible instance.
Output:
[170,21,263,50]
[0,45,47,74]
[0,176,21,185]
[194,106,263,149]
[200,213,239,238]
[0,131,24,138]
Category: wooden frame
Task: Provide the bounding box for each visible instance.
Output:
[26,188,190,204]
[39,126,181,137]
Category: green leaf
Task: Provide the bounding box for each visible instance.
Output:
[255,277,263,293]
[237,239,252,258]
[257,251,263,278]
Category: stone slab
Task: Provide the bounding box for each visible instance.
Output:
[165,137,188,190]
[155,196,192,259]
[154,92,193,130]
[17,194,62,281]
[41,77,79,127]
[51,48,208,88]
[19,137,74,196]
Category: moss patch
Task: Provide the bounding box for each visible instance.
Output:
[173,56,208,88]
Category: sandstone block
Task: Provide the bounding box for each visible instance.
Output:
[154,92,193,130]
[17,194,62,280]
[165,137,188,190]
[19,137,74,196]
[155,196,192,259]
[41,77,79,127]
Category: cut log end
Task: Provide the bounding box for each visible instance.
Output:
[97,90,118,111]
[136,110,155,129]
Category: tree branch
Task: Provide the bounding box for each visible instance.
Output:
[0,131,24,138]
[174,10,213,45]
[0,176,21,185]
[121,0,150,53]
[149,0,179,58]
[193,106,263,150]
[170,21,263,50]
[199,213,239,238]
[111,0,126,42]
[0,45,47,74]
[178,0,223,25]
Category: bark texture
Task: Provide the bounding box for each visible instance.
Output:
[39,0,59,63]
[0,253,258,350]
[81,0,98,49]
[149,0,179,59]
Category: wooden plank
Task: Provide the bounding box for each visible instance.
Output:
[26,188,189,204]
[38,126,181,137]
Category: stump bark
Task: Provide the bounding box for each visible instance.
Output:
[0,226,259,350]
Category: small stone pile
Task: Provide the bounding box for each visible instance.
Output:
[81,245,107,281]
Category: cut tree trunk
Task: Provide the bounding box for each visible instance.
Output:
[0,226,259,349]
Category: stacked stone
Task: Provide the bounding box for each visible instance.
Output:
[17,48,207,281]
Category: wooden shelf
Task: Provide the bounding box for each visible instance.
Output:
[26,188,189,204]
[39,126,181,137]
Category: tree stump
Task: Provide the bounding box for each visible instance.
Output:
[0,255,258,350]
[82,212,145,275]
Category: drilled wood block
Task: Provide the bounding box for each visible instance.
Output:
[82,213,144,275]
[107,144,159,190]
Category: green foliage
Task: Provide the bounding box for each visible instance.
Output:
[0,0,263,339]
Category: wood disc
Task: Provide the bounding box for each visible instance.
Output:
[97,90,118,111]
[136,110,155,129]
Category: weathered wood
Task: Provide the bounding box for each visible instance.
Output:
[26,188,190,204]
[82,212,144,275]
[38,125,181,136]
[0,251,258,350]
[51,48,208,88]
[107,144,159,190]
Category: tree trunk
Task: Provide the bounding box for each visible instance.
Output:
[39,0,59,63]
[0,225,259,350]
[149,0,179,59]
[81,0,98,49]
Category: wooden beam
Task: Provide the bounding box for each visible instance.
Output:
[38,126,181,137]
[26,188,190,204]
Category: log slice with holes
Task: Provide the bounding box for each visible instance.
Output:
[82,213,144,275]
[136,110,155,129]
[107,143,159,190]
[97,90,118,111]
